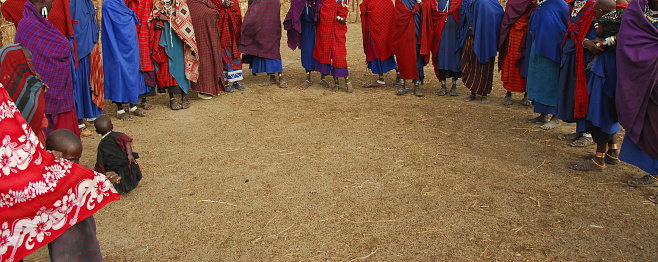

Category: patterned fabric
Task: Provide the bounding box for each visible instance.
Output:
[461,32,495,95]
[212,0,242,57]
[313,0,348,68]
[284,0,321,51]
[133,0,155,72]
[47,216,102,261]
[500,12,529,93]
[392,0,420,80]
[498,0,532,70]
[150,21,180,89]
[0,44,46,144]
[187,0,223,95]
[420,0,462,79]
[360,0,395,62]
[564,0,595,118]
[151,0,200,82]
[238,0,282,61]
[0,85,120,262]
[223,47,243,83]
[15,0,74,116]
[89,39,105,110]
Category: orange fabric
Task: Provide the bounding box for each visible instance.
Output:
[501,12,528,93]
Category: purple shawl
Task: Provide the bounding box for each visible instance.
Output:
[498,0,532,70]
[238,0,282,60]
[283,0,322,50]
[616,0,658,146]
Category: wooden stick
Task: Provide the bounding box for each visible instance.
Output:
[529,196,540,207]
[545,249,566,262]
[516,160,548,178]
[340,216,395,224]
[479,243,491,258]
[196,200,238,207]
[348,248,380,262]
[620,249,626,262]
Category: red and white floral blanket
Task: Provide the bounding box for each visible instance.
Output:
[0,85,120,262]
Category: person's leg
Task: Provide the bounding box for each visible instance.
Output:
[450,77,459,96]
[169,92,181,110]
[48,216,103,262]
[114,102,131,120]
[465,92,477,102]
[413,80,423,97]
[319,74,330,88]
[345,76,353,93]
[521,92,531,106]
[332,76,340,92]
[129,103,147,117]
[540,115,560,130]
[569,142,606,171]
[278,72,288,88]
[528,113,550,124]
[301,70,313,89]
[503,91,513,106]
[437,79,448,96]
[396,79,408,96]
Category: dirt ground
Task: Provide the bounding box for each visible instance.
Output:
[23,24,658,261]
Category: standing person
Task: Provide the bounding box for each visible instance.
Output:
[239,0,287,88]
[617,0,658,199]
[360,0,400,88]
[314,0,352,92]
[568,0,625,171]
[125,0,157,111]
[420,0,463,97]
[102,0,150,119]
[459,0,504,104]
[212,0,245,92]
[554,0,598,144]
[392,0,425,97]
[284,0,321,89]
[14,0,80,137]
[187,0,224,99]
[150,0,192,110]
[71,0,103,136]
[525,0,569,130]
[498,0,532,106]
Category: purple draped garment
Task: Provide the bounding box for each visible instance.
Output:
[238,0,282,60]
[284,0,322,51]
[498,0,532,70]
[616,0,658,160]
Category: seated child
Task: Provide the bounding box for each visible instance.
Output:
[44,129,121,261]
[94,115,143,193]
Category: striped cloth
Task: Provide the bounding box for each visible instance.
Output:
[89,38,105,110]
[461,31,495,96]
[500,11,529,93]
[15,0,74,115]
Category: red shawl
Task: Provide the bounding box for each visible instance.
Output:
[313,1,348,68]
[564,0,595,118]
[89,38,105,110]
[0,85,120,262]
[130,0,155,72]
[360,0,395,62]
[392,0,420,80]
[212,0,242,58]
[420,0,462,79]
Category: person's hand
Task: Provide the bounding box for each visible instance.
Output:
[127,154,135,164]
[158,13,168,21]
[47,150,63,161]
[106,171,121,184]
[223,0,233,8]
[583,39,603,55]
[337,16,346,25]
[155,22,164,30]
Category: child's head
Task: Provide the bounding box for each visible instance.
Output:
[46,129,83,163]
[94,115,113,135]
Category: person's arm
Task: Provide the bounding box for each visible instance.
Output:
[125,141,135,164]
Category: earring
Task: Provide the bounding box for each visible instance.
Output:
[41,7,48,17]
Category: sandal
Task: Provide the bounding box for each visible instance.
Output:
[570,135,594,147]
[558,132,580,141]
[568,159,604,172]
[139,101,153,110]
[319,79,330,88]
[170,98,181,110]
[130,108,147,117]
[362,81,384,88]
[117,112,132,120]
[80,126,94,137]
[583,153,620,165]
[300,80,312,89]
[181,98,191,109]
[628,175,658,187]
[648,193,658,204]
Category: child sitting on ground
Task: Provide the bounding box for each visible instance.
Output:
[94,115,143,193]
[45,129,121,261]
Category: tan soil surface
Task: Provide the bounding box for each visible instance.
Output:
[23,24,658,261]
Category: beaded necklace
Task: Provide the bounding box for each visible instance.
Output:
[571,0,586,17]
[601,10,618,19]
[645,4,658,24]
[537,0,546,7]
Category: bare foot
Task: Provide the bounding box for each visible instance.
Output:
[521,96,531,106]
[527,114,549,123]
[540,117,560,130]
[436,87,448,96]
[346,82,353,93]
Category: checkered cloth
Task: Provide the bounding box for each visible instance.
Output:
[313,0,348,68]
[15,0,74,115]
[564,0,595,118]
[132,0,155,72]
[360,0,395,62]
[213,0,242,57]
[420,0,462,79]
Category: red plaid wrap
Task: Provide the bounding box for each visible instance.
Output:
[420,0,462,80]
[213,0,242,58]
[360,0,395,62]
[313,1,349,68]
[130,0,155,72]
[564,0,595,118]
[392,0,420,80]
